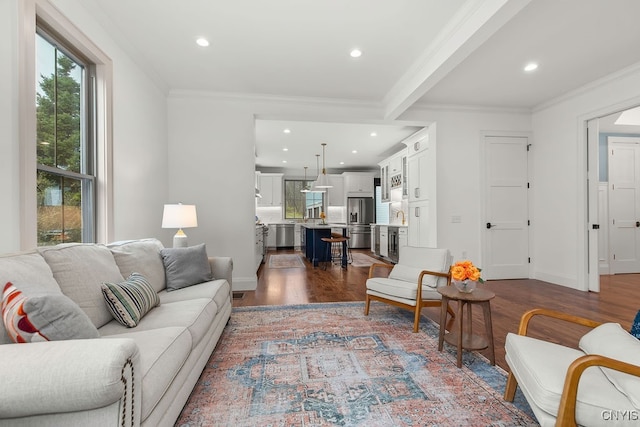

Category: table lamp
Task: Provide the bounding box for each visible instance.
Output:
[162,203,198,248]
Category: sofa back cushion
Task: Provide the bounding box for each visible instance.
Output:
[108,238,166,293]
[39,244,124,328]
[0,251,61,344]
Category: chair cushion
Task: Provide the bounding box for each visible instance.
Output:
[505,333,630,426]
[579,322,640,409]
[101,273,160,328]
[366,277,443,302]
[392,246,451,287]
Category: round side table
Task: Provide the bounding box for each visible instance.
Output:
[437,285,496,368]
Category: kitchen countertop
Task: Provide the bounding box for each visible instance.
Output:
[300,223,348,229]
[372,223,408,227]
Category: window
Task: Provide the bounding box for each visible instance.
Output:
[35,29,95,245]
[284,180,323,219]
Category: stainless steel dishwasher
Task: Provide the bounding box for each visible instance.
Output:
[275,223,295,249]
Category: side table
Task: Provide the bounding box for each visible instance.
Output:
[437,285,496,368]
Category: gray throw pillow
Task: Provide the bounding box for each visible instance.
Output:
[160,244,212,291]
[2,282,100,343]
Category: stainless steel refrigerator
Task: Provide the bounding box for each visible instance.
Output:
[347,197,374,248]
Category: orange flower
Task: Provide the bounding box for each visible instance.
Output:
[451,260,483,283]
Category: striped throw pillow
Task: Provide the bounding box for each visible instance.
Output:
[101,273,160,327]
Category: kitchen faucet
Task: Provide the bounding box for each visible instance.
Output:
[396,210,405,225]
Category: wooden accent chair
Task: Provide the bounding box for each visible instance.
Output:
[504,308,640,426]
[364,246,454,333]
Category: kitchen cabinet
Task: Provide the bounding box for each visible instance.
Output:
[408,150,430,202]
[399,227,408,249]
[343,172,374,197]
[255,226,265,271]
[257,173,283,207]
[266,224,277,249]
[407,201,435,247]
[379,162,389,202]
[370,224,376,253]
[379,226,388,257]
[327,174,345,206]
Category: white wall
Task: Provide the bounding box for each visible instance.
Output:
[0,0,21,253]
[531,64,640,290]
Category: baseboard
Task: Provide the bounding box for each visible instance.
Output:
[232,276,258,291]
[532,271,581,291]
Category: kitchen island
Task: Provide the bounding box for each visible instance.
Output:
[301,224,348,268]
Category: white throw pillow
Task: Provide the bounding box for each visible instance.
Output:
[579,322,640,409]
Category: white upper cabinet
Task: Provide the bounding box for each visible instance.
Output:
[327,174,345,206]
[257,173,283,206]
[343,172,375,197]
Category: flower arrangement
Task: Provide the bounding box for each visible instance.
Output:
[319,211,326,224]
[451,260,483,283]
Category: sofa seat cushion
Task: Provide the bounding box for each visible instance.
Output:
[99,298,217,349]
[366,277,443,303]
[39,244,125,328]
[505,333,630,426]
[104,326,191,422]
[108,239,166,293]
[0,251,62,344]
[158,279,230,310]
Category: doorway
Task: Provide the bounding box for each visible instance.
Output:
[587,107,640,285]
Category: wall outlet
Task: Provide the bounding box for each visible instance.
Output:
[462,251,467,259]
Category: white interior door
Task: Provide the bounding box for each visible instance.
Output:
[609,137,640,274]
[483,135,530,279]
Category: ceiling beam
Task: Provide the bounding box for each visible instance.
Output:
[382,0,532,120]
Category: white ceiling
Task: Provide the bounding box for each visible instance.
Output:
[83,0,640,171]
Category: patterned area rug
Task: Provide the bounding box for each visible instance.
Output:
[268,254,306,268]
[350,253,382,268]
[177,303,537,426]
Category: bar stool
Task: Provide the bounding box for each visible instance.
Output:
[320,236,349,269]
[332,232,353,264]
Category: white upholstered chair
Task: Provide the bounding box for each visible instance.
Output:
[504,308,640,426]
[364,246,454,332]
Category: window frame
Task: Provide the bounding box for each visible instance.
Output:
[284,179,324,220]
[35,26,96,244]
[19,0,114,248]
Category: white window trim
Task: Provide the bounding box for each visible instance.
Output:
[19,0,113,248]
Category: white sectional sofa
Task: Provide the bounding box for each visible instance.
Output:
[0,238,232,427]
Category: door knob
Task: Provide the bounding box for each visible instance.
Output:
[636,221,640,228]
[486,222,493,229]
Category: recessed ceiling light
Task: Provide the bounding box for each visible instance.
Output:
[350,49,362,58]
[524,62,538,72]
[283,148,288,152]
[282,160,287,163]
[340,161,345,165]
[196,37,209,47]
[352,150,358,154]
[370,132,377,137]
[283,129,291,134]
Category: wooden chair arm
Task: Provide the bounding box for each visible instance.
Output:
[368,263,393,279]
[517,308,603,336]
[417,270,451,300]
[556,354,640,426]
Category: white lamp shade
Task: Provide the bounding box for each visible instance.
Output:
[162,204,198,229]
[315,172,332,188]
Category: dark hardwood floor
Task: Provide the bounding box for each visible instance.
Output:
[234,249,640,371]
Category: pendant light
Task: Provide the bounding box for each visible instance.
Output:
[312,154,326,193]
[301,166,310,193]
[315,142,333,188]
